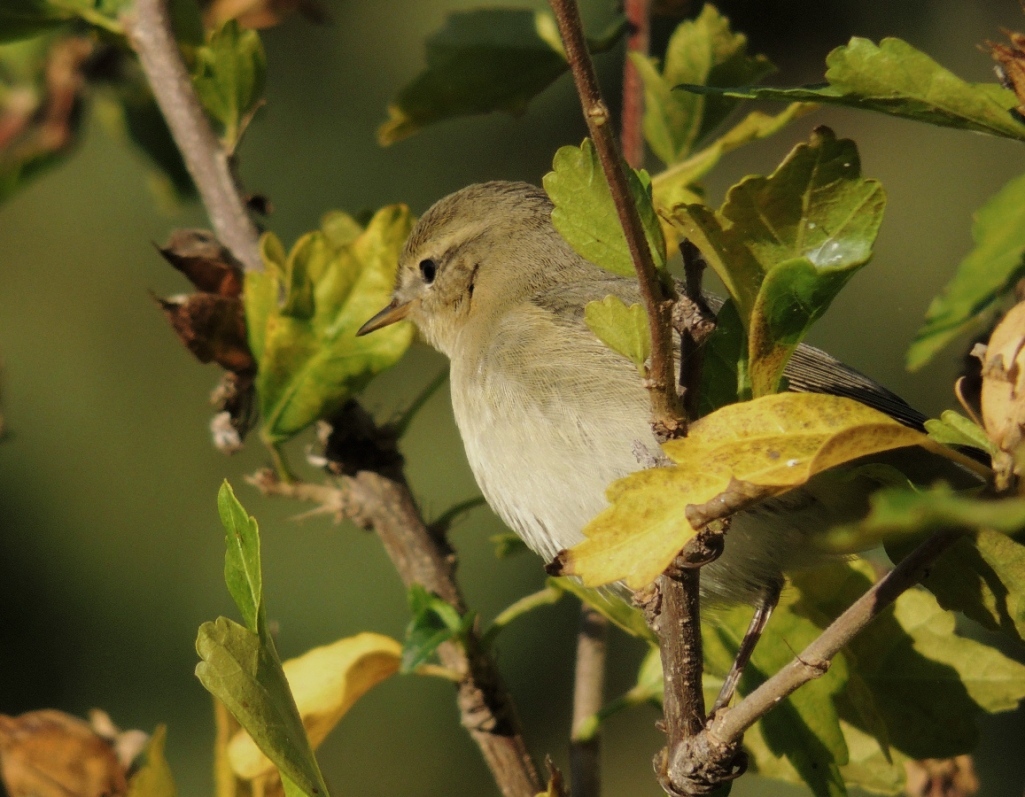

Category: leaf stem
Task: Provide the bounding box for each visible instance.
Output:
[124,0,263,272]
[548,0,684,437]
[620,0,650,169]
[570,604,608,797]
[482,584,565,648]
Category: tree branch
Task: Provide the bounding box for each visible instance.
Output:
[251,457,542,797]
[124,3,540,792]
[707,528,964,745]
[124,0,262,272]
[620,0,650,169]
[570,605,608,797]
[548,0,684,437]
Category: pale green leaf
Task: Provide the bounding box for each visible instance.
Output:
[192,21,266,149]
[924,410,997,454]
[544,138,667,277]
[583,295,651,372]
[634,4,772,165]
[250,205,415,445]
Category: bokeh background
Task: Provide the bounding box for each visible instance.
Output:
[2,0,1025,794]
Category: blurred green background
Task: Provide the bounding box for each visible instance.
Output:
[2,0,1025,794]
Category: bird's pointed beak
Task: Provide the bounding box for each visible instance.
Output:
[357,298,411,336]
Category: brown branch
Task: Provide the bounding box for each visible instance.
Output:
[251,457,542,797]
[124,4,539,792]
[548,0,684,438]
[620,0,650,169]
[124,0,262,272]
[570,605,608,797]
[707,528,963,745]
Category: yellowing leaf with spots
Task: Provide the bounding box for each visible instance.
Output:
[227,633,401,780]
[558,393,954,590]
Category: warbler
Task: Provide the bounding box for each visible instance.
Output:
[358,181,930,606]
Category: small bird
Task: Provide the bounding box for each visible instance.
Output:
[358,181,927,607]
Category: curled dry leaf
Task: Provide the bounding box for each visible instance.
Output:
[556,393,953,589]
[903,755,979,797]
[988,30,1025,119]
[227,633,402,780]
[0,710,127,797]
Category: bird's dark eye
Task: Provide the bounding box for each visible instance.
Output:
[419,259,437,284]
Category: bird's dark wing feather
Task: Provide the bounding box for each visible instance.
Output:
[784,344,926,430]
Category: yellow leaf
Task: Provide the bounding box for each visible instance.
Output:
[560,394,940,590]
[227,633,401,780]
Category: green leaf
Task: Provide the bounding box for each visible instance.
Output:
[704,596,850,797]
[217,481,262,634]
[192,21,266,150]
[401,585,473,673]
[671,127,885,396]
[544,138,667,277]
[651,103,815,217]
[679,37,1025,142]
[749,257,859,396]
[126,726,176,797]
[908,171,1025,369]
[583,295,650,373]
[924,410,997,455]
[794,561,1025,761]
[196,618,330,797]
[378,9,623,145]
[248,205,415,445]
[632,4,773,165]
[696,297,749,416]
[828,484,1025,553]
[197,489,330,797]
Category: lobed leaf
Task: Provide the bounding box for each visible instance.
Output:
[678,37,1025,142]
[795,561,1025,761]
[377,9,623,145]
[196,619,330,797]
[651,102,815,223]
[671,127,885,395]
[192,21,266,150]
[558,393,934,589]
[632,4,773,165]
[907,171,1025,369]
[227,634,402,779]
[544,138,667,277]
[247,205,415,445]
[583,295,651,373]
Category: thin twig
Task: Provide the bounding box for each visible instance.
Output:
[570,605,608,797]
[125,3,540,792]
[620,0,650,169]
[549,0,684,437]
[124,0,262,272]
[707,528,964,745]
